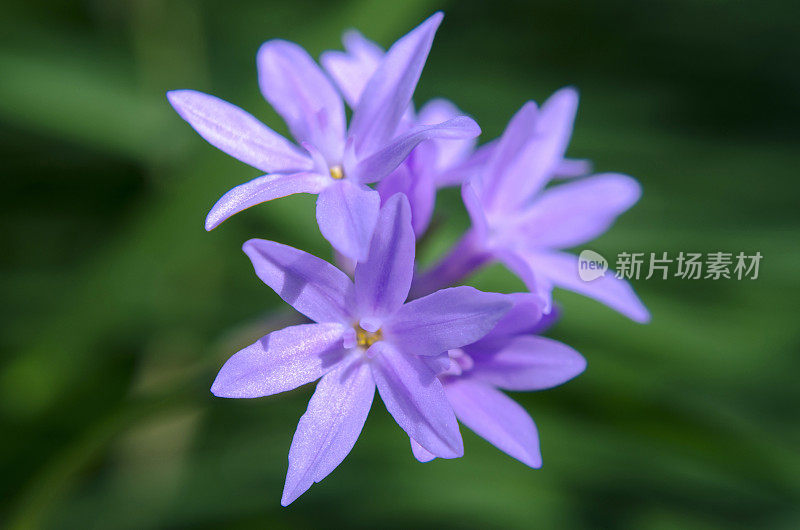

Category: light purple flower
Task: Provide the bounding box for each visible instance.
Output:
[167,12,480,261]
[412,89,650,322]
[322,30,480,236]
[408,294,586,466]
[210,194,511,505]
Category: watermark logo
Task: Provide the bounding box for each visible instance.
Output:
[578,250,608,281]
[577,250,762,281]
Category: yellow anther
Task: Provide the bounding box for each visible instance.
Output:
[329,165,344,180]
[356,326,382,348]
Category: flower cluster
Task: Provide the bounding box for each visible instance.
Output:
[168,12,648,506]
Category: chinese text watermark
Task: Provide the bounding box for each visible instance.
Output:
[578,250,762,282]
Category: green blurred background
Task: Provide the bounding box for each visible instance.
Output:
[2,0,798,528]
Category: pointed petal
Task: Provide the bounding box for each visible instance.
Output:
[281,357,374,506]
[354,194,414,321]
[512,173,642,249]
[316,180,381,262]
[416,98,477,174]
[350,116,480,184]
[211,323,347,398]
[486,293,545,339]
[461,179,490,240]
[445,379,541,468]
[243,239,354,323]
[369,341,462,458]
[377,158,436,237]
[503,87,580,207]
[495,249,554,314]
[466,293,544,352]
[484,88,580,213]
[385,286,512,357]
[205,172,328,230]
[522,250,650,323]
[537,87,580,165]
[257,40,345,162]
[349,12,443,156]
[320,30,384,107]
[166,90,312,173]
[471,336,586,391]
[410,437,436,463]
[436,139,496,188]
[478,101,538,210]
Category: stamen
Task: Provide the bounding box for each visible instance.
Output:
[329,165,344,180]
[355,325,382,348]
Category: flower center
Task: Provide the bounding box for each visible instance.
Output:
[355,325,382,348]
[329,165,344,180]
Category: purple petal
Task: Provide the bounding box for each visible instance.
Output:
[466,293,544,352]
[408,227,491,300]
[320,30,384,108]
[470,336,586,391]
[478,101,538,211]
[210,323,347,398]
[350,116,480,184]
[422,351,452,375]
[500,87,580,207]
[530,305,561,334]
[348,12,443,157]
[436,139,496,188]
[416,98,477,174]
[333,249,356,278]
[377,157,436,237]
[205,172,328,231]
[461,180,490,241]
[487,293,545,338]
[520,249,650,323]
[166,90,312,173]
[494,249,554,314]
[369,341,462,458]
[354,194,415,322]
[281,356,374,506]
[385,286,512,357]
[316,180,381,262]
[242,239,354,323]
[554,158,592,178]
[512,173,642,249]
[445,378,541,468]
[536,87,580,167]
[257,40,345,163]
[410,437,436,463]
[484,88,580,213]
[417,98,461,124]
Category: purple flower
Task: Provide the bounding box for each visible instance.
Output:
[322,30,480,237]
[408,294,586,466]
[210,194,511,505]
[167,12,480,261]
[412,89,650,322]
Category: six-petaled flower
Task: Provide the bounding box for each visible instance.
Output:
[211,194,511,505]
[412,90,650,323]
[168,12,479,261]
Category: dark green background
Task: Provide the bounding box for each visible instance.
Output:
[1,1,798,528]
